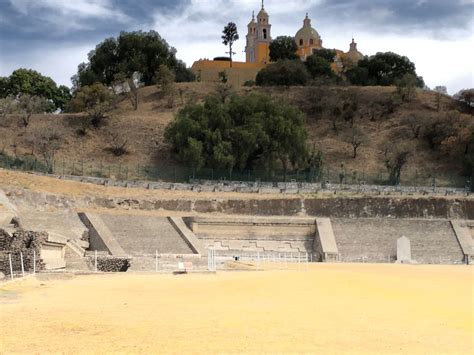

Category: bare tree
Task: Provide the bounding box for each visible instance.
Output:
[113,72,142,110]
[27,126,63,173]
[106,131,128,157]
[402,114,424,139]
[16,94,48,127]
[346,127,366,159]
[330,106,342,133]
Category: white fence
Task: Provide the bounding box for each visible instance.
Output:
[207,249,312,271]
[2,251,37,281]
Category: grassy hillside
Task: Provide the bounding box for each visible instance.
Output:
[0,82,471,186]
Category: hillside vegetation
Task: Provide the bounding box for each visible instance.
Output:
[0,82,472,187]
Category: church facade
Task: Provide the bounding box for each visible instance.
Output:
[192,2,364,84]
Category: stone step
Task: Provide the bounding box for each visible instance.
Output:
[65,258,92,271]
[66,240,86,258]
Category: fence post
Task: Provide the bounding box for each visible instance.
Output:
[155,250,158,273]
[95,250,98,272]
[8,253,13,280]
[20,252,25,277]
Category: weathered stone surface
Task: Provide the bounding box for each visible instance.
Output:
[304,197,473,219]
[397,236,412,263]
[155,200,193,212]
[194,200,218,213]
[332,218,464,264]
[219,199,302,216]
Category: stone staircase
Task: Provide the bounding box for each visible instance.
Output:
[65,258,93,272]
[332,218,465,264]
[97,215,194,256]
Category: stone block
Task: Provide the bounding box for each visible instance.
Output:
[397,236,412,263]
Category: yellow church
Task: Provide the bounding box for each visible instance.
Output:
[192,1,364,85]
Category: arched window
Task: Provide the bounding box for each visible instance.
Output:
[263,29,267,39]
[299,39,303,46]
[310,39,314,45]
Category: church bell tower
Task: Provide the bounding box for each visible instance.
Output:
[246,1,271,64]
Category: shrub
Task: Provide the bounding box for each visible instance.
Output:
[256,60,310,86]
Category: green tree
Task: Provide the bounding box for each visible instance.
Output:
[0,96,16,122]
[312,49,336,63]
[164,93,308,172]
[222,22,239,68]
[305,54,333,78]
[454,88,474,113]
[68,83,115,128]
[395,73,419,102]
[1,69,71,111]
[345,66,369,85]
[72,31,194,89]
[156,64,176,108]
[384,144,411,185]
[218,71,228,84]
[347,52,424,87]
[256,60,310,86]
[0,77,9,97]
[269,36,298,62]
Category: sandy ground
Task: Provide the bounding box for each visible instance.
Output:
[0,264,472,354]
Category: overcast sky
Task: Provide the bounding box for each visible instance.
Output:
[0,0,473,94]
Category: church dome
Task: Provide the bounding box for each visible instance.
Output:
[295,14,321,46]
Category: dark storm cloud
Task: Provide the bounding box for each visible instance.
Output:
[312,0,473,35]
[0,0,185,41]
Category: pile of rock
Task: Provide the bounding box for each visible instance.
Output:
[95,257,131,272]
[0,228,46,275]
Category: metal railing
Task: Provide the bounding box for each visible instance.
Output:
[0,153,470,189]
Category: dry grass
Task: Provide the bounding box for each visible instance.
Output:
[0,264,472,354]
[0,83,466,182]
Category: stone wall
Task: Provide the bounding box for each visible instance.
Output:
[43,173,470,197]
[191,217,316,255]
[4,187,473,219]
[332,218,465,264]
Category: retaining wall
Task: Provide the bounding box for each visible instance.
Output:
[5,188,472,219]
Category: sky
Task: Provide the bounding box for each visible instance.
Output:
[0,0,473,94]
